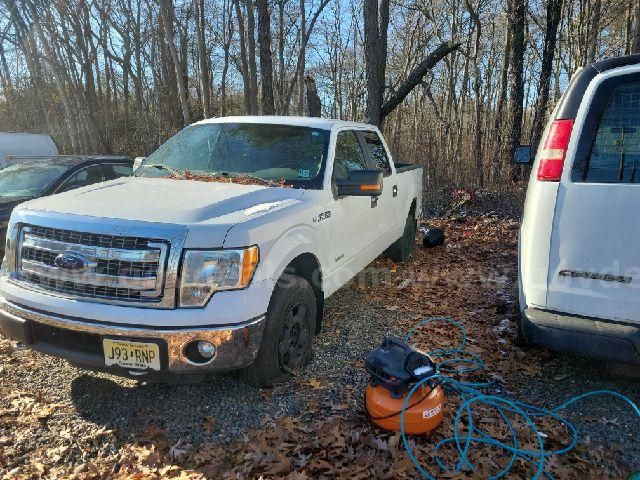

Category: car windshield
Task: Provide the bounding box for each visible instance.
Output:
[135,123,330,188]
[0,162,69,198]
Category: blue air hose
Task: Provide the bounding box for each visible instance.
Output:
[399,317,640,480]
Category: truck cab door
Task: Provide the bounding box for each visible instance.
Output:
[329,130,378,277]
[360,130,399,245]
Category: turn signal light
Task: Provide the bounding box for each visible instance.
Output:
[537,119,575,182]
[360,184,381,191]
[240,246,260,286]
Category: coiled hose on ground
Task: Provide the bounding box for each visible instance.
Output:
[399,317,640,480]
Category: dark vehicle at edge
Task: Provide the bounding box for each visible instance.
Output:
[0,156,133,253]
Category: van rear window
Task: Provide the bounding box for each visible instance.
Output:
[573,81,640,183]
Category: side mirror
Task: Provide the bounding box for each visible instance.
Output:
[133,156,146,171]
[335,169,383,197]
[513,145,532,165]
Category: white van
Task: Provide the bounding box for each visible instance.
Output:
[517,53,640,366]
[0,133,58,168]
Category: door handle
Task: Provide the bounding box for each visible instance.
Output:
[371,196,379,208]
[392,185,398,197]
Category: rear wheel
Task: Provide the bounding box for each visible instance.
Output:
[240,274,317,388]
[387,211,417,263]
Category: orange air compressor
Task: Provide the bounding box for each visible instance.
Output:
[364,337,444,434]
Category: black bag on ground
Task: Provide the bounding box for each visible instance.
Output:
[423,228,445,248]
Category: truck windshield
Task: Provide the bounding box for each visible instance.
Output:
[136,123,331,188]
[0,162,69,198]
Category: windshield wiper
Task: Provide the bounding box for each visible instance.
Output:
[141,163,183,178]
[218,172,283,188]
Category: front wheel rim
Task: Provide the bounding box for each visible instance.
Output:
[279,301,311,371]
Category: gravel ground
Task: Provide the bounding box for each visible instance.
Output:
[0,216,638,478]
[0,284,414,476]
[516,353,640,470]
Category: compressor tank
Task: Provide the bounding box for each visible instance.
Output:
[366,383,444,434]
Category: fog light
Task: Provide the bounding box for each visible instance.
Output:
[184,340,217,364]
[197,340,216,359]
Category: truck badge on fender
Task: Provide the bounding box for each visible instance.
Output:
[313,211,331,223]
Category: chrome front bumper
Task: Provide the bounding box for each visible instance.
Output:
[0,299,266,377]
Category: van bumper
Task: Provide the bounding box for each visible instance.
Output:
[522,308,640,365]
[0,299,266,381]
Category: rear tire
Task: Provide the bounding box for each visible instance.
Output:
[387,211,417,263]
[240,274,317,388]
[515,309,533,347]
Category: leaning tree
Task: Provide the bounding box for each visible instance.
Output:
[363,0,461,127]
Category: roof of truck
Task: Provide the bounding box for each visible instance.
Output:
[5,156,132,168]
[193,115,376,131]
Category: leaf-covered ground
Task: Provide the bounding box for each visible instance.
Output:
[0,216,638,479]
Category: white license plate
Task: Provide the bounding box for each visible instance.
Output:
[103,339,161,371]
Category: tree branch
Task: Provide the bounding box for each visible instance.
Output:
[380,40,461,122]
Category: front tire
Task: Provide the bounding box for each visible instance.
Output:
[240,274,317,388]
[387,211,417,263]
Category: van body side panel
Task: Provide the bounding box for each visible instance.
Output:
[519,101,564,310]
[520,182,559,310]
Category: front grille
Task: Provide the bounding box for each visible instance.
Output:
[28,225,153,250]
[16,225,168,303]
[95,259,158,278]
[23,272,143,300]
[22,247,158,278]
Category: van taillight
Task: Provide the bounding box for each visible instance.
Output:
[537,119,575,181]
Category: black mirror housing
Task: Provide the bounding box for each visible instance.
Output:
[335,169,383,197]
[513,145,533,165]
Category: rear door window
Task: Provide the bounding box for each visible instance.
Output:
[333,130,368,180]
[104,163,133,180]
[362,131,392,176]
[57,164,106,192]
[572,79,640,183]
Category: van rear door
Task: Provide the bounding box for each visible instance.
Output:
[547,67,640,322]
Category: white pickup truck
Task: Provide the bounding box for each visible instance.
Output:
[0,117,422,386]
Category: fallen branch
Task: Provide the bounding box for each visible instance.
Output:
[380,41,462,122]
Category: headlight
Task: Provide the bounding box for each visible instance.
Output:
[179,246,259,307]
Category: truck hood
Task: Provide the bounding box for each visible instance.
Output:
[17,177,305,227]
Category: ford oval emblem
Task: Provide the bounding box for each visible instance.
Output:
[54,253,90,272]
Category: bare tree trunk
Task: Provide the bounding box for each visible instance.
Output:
[305,75,321,117]
[530,0,563,154]
[276,0,286,113]
[244,0,259,114]
[507,0,526,181]
[364,0,459,127]
[234,0,252,114]
[281,0,331,114]
[297,0,306,115]
[586,0,601,63]
[256,0,275,114]
[364,0,389,126]
[0,41,13,94]
[195,0,211,118]
[221,0,234,116]
[632,0,640,53]
[159,0,191,125]
[467,0,484,188]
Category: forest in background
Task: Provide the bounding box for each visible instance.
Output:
[0,0,639,203]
